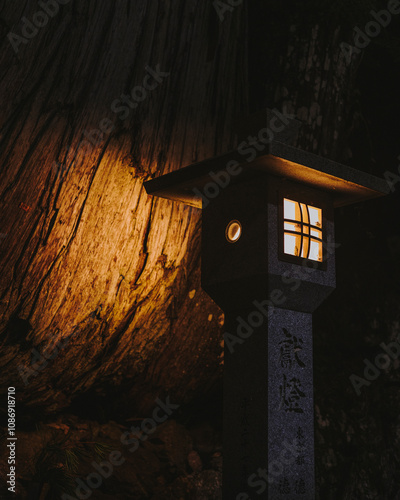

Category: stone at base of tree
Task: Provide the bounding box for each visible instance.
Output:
[151,470,222,500]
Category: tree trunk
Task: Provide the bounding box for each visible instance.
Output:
[0,0,247,416]
[248,6,362,160]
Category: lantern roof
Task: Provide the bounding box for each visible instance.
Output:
[144,140,389,209]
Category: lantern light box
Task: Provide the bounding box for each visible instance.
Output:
[144,114,389,499]
[283,199,322,262]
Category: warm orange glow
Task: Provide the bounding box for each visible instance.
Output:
[283,198,322,262]
[226,220,242,243]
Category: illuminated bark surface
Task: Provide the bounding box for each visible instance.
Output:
[0,0,245,416]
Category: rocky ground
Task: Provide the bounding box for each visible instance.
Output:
[0,415,223,499]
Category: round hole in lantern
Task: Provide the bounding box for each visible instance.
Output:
[225,220,242,243]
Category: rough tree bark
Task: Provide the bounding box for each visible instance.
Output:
[0,0,247,416]
[248,3,363,160]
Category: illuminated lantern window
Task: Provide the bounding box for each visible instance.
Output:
[283,198,322,262]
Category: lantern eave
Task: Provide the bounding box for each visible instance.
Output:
[144,140,390,208]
